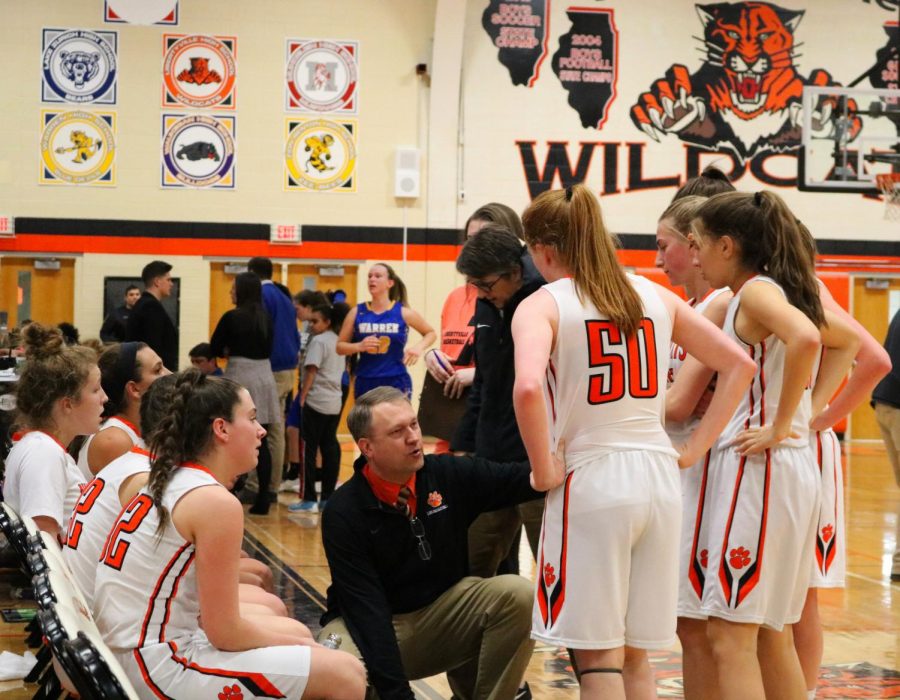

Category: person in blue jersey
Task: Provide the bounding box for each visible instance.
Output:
[337,263,435,399]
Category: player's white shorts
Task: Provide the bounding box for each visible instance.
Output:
[121,635,311,700]
[701,444,819,631]
[677,451,714,620]
[532,449,681,650]
[810,429,845,588]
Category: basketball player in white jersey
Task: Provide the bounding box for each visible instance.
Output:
[76,341,169,479]
[512,184,755,700]
[790,224,891,700]
[93,370,365,699]
[3,323,105,543]
[655,195,733,699]
[691,191,860,700]
[68,374,287,617]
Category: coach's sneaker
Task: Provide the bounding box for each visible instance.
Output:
[514,683,532,700]
[288,500,319,513]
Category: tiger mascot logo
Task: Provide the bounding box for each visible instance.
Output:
[630,2,860,161]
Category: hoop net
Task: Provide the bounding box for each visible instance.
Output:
[876,173,900,221]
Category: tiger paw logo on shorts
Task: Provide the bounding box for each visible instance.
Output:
[543,563,557,587]
[163,34,236,108]
[699,548,709,569]
[218,683,243,700]
[728,546,752,570]
[821,523,834,543]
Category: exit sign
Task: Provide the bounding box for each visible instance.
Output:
[0,215,13,236]
[270,223,301,244]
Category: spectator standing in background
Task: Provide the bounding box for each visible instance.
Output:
[873,308,900,582]
[126,260,178,371]
[248,257,300,499]
[210,272,280,516]
[100,284,141,343]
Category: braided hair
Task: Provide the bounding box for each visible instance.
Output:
[147,368,242,535]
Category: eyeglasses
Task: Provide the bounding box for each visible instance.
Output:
[409,516,432,561]
[468,275,505,293]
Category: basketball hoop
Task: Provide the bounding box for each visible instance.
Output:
[875,173,900,220]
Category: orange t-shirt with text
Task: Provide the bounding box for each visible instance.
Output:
[439,284,477,368]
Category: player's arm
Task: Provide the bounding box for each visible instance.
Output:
[401,306,437,366]
[811,308,861,421]
[731,282,820,455]
[657,286,755,467]
[665,290,732,422]
[180,487,314,651]
[811,282,891,430]
[336,306,376,355]
[512,290,564,491]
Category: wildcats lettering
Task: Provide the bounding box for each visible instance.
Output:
[358,322,400,334]
[515,140,799,200]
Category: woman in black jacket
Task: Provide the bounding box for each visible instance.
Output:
[211,272,281,514]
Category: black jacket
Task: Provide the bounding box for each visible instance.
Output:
[99,304,131,343]
[125,292,178,371]
[321,453,540,700]
[873,309,900,409]
[451,253,545,460]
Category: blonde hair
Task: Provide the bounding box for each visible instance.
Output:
[522,184,642,336]
[658,195,707,241]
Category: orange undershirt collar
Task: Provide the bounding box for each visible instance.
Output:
[181,461,215,477]
[11,430,66,451]
[362,463,417,516]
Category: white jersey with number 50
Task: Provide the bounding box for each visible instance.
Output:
[543,274,677,469]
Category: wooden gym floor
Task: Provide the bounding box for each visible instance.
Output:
[0,439,897,698]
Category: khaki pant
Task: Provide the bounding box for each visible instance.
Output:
[319,575,534,700]
[468,500,544,579]
[874,402,900,574]
[266,369,295,493]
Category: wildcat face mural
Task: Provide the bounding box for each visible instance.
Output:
[630,1,859,162]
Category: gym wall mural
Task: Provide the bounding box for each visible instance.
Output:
[468,0,900,242]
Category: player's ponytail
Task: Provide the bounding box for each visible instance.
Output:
[756,191,825,327]
[694,191,825,327]
[374,263,409,307]
[148,369,242,537]
[672,164,736,201]
[522,183,642,336]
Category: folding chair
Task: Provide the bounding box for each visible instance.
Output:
[32,559,139,699]
[0,502,34,573]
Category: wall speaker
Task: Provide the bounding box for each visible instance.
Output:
[394,147,421,198]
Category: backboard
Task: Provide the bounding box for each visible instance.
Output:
[799,86,900,192]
